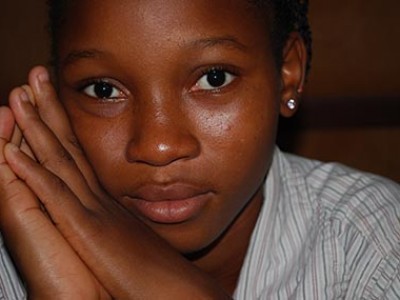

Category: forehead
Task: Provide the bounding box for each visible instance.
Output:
[64,0,263,21]
[60,0,270,47]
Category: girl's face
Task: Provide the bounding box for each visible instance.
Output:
[58,0,284,254]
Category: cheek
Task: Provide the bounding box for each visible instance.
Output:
[178,100,278,249]
[196,95,279,197]
[197,94,279,166]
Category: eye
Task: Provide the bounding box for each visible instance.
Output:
[194,68,236,91]
[82,80,125,100]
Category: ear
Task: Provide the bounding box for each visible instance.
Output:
[279,32,307,118]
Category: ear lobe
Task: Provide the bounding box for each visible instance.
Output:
[279,32,307,118]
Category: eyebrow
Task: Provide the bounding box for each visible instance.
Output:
[61,36,248,67]
[183,35,248,52]
[61,49,105,68]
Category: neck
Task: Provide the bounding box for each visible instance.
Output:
[190,189,263,295]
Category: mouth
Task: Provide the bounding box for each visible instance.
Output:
[121,183,212,224]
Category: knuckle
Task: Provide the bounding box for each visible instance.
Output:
[50,175,70,194]
[65,133,85,156]
[39,146,74,168]
[58,147,74,163]
[0,178,20,200]
[40,174,71,208]
[67,134,81,150]
[0,180,32,221]
[34,172,69,205]
[21,111,40,129]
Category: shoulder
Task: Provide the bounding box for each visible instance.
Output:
[280,151,400,254]
[236,150,400,298]
[279,151,400,298]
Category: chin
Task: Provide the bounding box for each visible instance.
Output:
[150,222,222,256]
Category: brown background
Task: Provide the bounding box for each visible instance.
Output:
[1,0,400,182]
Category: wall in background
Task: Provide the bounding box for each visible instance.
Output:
[1,1,49,102]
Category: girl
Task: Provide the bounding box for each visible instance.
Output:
[0,0,399,299]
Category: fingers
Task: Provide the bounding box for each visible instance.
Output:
[0,138,109,298]
[1,71,112,298]
[10,92,101,208]
[28,66,74,146]
[27,66,103,195]
[9,85,35,146]
[11,85,36,145]
[0,122,42,232]
[0,111,20,199]
[0,84,33,146]
[7,86,36,159]
[0,146,107,298]
[3,143,89,232]
[1,120,47,285]
[10,124,22,146]
[0,106,15,142]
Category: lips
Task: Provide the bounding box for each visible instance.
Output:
[122,183,212,224]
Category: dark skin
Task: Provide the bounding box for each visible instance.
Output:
[0,0,306,298]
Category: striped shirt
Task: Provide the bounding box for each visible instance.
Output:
[1,149,400,299]
[235,149,400,299]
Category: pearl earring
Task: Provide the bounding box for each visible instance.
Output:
[287,99,296,110]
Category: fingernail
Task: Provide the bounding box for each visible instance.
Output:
[21,85,36,106]
[19,90,29,102]
[38,70,49,83]
[5,142,19,153]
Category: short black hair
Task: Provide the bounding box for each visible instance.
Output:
[269,0,312,74]
[47,0,312,74]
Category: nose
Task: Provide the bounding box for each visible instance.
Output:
[125,106,200,167]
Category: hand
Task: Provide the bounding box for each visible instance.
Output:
[4,85,35,158]
[2,67,229,299]
[0,86,111,299]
